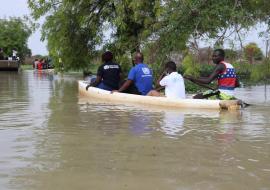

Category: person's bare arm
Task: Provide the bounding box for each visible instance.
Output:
[155,69,167,89]
[86,76,101,90]
[112,80,133,93]
[91,76,102,87]
[185,64,225,84]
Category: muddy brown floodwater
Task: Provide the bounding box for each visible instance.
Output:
[0,70,269,190]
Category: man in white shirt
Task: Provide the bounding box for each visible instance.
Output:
[147,61,185,99]
[12,49,18,60]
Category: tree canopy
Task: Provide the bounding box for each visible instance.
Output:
[0,17,32,60]
[244,42,264,63]
[27,0,270,71]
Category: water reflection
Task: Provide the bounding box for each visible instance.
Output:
[0,70,53,189]
[159,111,185,137]
[78,98,229,140]
[0,71,270,190]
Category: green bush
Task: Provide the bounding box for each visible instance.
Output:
[182,54,200,77]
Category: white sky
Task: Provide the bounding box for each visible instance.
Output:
[0,0,47,55]
[0,0,268,56]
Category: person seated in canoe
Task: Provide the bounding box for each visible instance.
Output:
[147,61,186,99]
[86,51,122,91]
[112,52,153,95]
[185,49,239,100]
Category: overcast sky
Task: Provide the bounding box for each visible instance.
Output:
[0,0,268,56]
[0,0,47,55]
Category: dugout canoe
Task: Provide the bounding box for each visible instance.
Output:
[78,80,241,110]
[0,60,20,71]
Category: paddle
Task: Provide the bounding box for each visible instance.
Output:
[184,76,252,107]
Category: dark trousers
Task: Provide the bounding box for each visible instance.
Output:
[121,81,141,95]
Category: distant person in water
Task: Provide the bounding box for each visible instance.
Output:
[33,59,38,69]
[147,61,185,99]
[37,59,43,70]
[185,49,239,100]
[112,52,153,95]
[86,51,122,91]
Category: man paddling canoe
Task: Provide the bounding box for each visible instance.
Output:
[185,49,240,100]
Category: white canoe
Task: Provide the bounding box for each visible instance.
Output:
[78,80,241,110]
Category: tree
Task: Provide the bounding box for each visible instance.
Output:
[244,43,264,64]
[0,17,32,61]
[28,0,270,72]
[108,1,160,53]
[29,0,110,71]
[28,0,161,71]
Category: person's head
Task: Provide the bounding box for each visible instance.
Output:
[165,61,177,73]
[133,52,144,65]
[212,49,225,64]
[102,51,113,62]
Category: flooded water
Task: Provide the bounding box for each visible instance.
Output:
[0,70,270,190]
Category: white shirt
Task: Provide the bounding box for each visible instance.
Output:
[12,50,17,57]
[159,72,186,99]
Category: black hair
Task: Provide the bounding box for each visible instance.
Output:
[102,51,113,62]
[165,61,177,71]
[214,49,225,58]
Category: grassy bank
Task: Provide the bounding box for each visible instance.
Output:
[21,64,34,70]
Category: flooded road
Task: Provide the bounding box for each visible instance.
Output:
[0,70,269,190]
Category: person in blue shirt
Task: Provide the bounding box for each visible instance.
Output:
[113,52,153,95]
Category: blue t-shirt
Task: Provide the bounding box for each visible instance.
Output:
[128,63,153,95]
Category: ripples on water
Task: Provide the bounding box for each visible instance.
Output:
[0,70,269,190]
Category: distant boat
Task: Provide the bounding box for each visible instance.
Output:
[78,80,242,110]
[0,60,20,71]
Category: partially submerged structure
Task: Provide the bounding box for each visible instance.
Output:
[0,60,20,71]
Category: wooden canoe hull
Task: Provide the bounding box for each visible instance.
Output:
[78,80,241,110]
